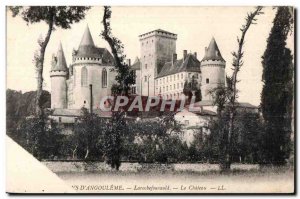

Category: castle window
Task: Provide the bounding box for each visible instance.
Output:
[144,76,147,82]
[102,68,108,88]
[181,82,183,88]
[166,86,168,91]
[181,73,183,79]
[177,83,179,89]
[177,74,179,79]
[206,78,209,84]
[81,67,88,86]
[58,117,62,123]
[145,64,147,69]
[73,69,76,86]
[174,84,175,90]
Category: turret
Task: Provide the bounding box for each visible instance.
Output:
[200,37,226,101]
[50,42,68,109]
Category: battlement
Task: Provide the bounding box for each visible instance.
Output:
[139,29,177,40]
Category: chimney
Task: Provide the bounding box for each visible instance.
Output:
[127,59,131,66]
[183,50,187,61]
[89,84,93,114]
[172,53,177,65]
[194,52,197,59]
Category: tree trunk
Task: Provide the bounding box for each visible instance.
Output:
[35,14,54,117]
[84,146,89,159]
[72,145,78,159]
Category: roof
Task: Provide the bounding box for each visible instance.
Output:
[235,102,258,109]
[156,53,200,78]
[79,25,95,46]
[130,57,141,70]
[195,109,217,116]
[202,37,225,62]
[139,29,177,37]
[189,100,258,109]
[73,25,114,64]
[51,42,68,71]
[190,100,215,107]
[52,108,112,118]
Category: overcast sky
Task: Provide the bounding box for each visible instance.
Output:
[6,6,294,106]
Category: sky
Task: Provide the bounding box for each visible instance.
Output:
[6,6,294,106]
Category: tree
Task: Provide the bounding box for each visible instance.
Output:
[183,75,202,102]
[18,110,63,160]
[101,6,136,170]
[9,6,90,117]
[261,7,294,165]
[101,6,135,96]
[72,108,105,160]
[209,7,263,171]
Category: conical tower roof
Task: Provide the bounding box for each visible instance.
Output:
[51,42,68,71]
[75,25,102,59]
[79,25,95,47]
[202,37,225,62]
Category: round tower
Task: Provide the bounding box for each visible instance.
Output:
[50,42,68,109]
[200,37,226,101]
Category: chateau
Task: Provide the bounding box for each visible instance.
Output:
[50,27,256,130]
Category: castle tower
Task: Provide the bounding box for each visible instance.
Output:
[139,29,177,96]
[68,25,115,110]
[200,37,226,101]
[50,42,68,109]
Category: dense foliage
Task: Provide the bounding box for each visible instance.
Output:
[6,89,50,133]
[261,7,294,165]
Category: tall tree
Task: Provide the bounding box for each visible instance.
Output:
[101,6,135,96]
[209,7,263,171]
[101,6,135,170]
[9,6,90,117]
[261,7,294,165]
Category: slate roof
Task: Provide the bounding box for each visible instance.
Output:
[130,57,141,70]
[51,42,68,71]
[156,53,200,78]
[190,100,258,109]
[139,29,177,37]
[73,25,114,65]
[202,37,225,62]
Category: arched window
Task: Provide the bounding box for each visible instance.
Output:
[102,68,107,88]
[81,67,87,86]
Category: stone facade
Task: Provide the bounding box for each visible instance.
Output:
[139,29,177,96]
[50,26,116,111]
